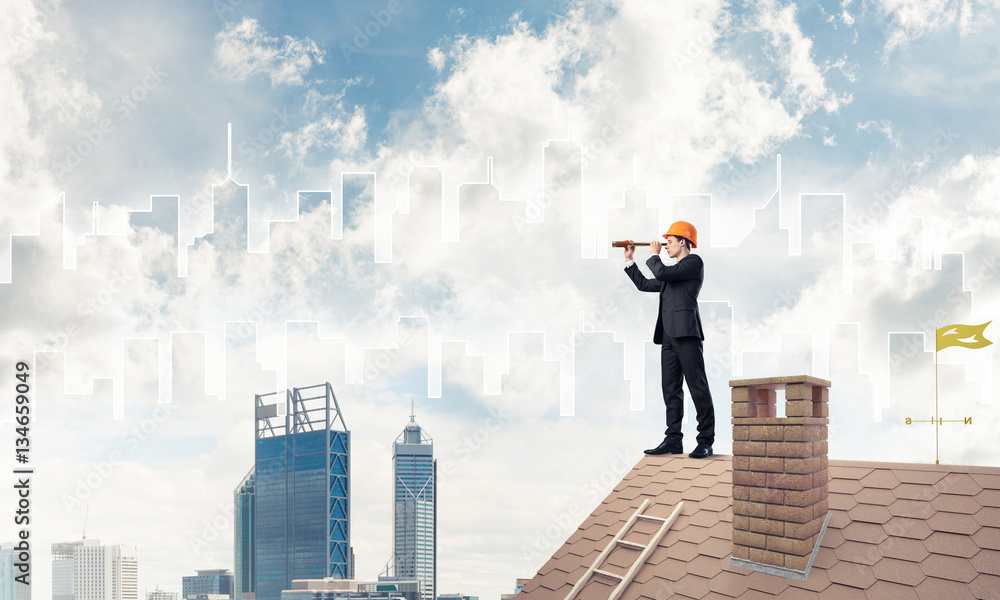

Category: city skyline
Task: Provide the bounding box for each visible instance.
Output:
[2,1,999,599]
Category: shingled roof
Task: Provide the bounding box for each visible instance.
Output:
[519,376,1000,600]
[518,455,1000,599]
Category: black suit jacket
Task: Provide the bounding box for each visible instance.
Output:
[625,253,705,343]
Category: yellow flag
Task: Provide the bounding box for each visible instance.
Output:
[936,321,993,351]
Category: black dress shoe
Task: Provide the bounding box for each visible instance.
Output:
[689,444,713,458]
[644,437,683,455]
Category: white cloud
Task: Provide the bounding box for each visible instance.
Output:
[277,105,367,163]
[752,0,851,117]
[857,119,902,148]
[875,0,1000,56]
[428,46,446,72]
[213,17,324,86]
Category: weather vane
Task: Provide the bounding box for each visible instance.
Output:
[905,321,992,464]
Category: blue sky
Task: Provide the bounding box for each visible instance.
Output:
[2,1,1000,599]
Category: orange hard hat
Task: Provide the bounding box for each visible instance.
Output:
[663,221,698,248]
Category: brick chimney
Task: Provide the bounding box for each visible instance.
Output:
[729,375,831,579]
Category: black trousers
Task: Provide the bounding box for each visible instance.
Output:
[661,336,715,447]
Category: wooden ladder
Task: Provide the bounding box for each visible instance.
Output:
[563,499,685,600]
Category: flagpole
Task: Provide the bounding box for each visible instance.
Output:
[934,343,941,465]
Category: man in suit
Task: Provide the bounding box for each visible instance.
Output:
[624,221,715,458]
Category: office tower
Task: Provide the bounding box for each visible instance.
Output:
[390,410,436,600]
[234,468,255,599]
[52,541,83,600]
[254,383,351,600]
[146,589,178,600]
[182,570,233,599]
[0,543,30,600]
[65,540,137,600]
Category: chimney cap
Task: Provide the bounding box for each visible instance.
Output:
[729,375,831,388]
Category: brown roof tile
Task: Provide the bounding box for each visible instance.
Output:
[841,521,890,544]
[969,549,1000,576]
[826,561,877,589]
[931,493,983,515]
[810,547,839,570]
[829,492,857,512]
[699,494,732,513]
[829,478,863,495]
[847,503,893,524]
[855,487,897,506]
[865,580,922,600]
[879,536,931,562]
[894,469,947,485]
[834,540,882,565]
[673,573,712,598]
[889,498,936,519]
[861,470,902,490]
[818,583,867,600]
[786,566,831,593]
[973,506,1000,527]
[871,557,927,586]
[744,570,791,595]
[671,540,702,563]
[604,545,641,571]
[518,456,1000,600]
[969,473,1000,489]
[968,573,1000,599]
[913,576,978,600]
[923,531,981,558]
[884,516,935,540]
[934,474,984,496]
[700,537,733,559]
[687,555,726,579]
[575,577,616,600]
[678,524,712,545]
[927,512,981,535]
[706,571,748,597]
[919,553,980,582]
[972,526,1000,550]
[894,483,938,501]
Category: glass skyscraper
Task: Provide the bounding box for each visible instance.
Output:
[182,569,233,598]
[254,383,351,600]
[234,468,255,599]
[390,411,436,600]
[51,540,82,600]
[1,542,30,600]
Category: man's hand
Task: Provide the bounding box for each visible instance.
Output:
[624,242,635,261]
[650,240,662,255]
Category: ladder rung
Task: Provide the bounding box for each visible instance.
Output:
[592,569,624,580]
[636,514,667,523]
[616,540,646,550]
